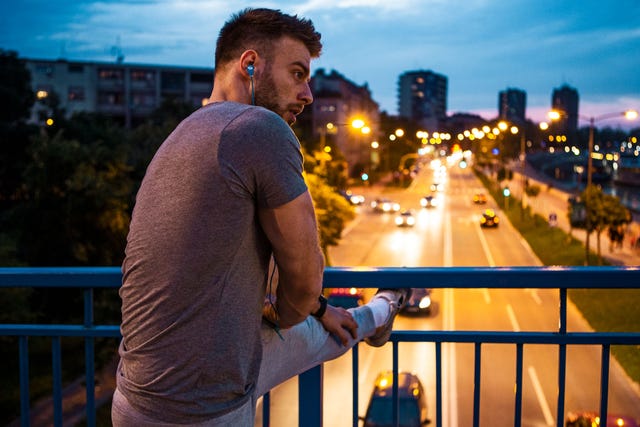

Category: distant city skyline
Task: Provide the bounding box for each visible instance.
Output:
[2,0,639,129]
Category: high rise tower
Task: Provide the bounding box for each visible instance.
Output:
[398,70,447,129]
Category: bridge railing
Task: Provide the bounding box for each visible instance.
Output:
[1,266,639,427]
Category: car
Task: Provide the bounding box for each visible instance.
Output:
[326,287,364,309]
[420,194,439,208]
[371,198,401,213]
[395,210,416,227]
[401,288,432,315]
[338,189,365,205]
[473,193,488,204]
[480,209,499,228]
[430,182,443,192]
[566,411,639,427]
[361,371,430,427]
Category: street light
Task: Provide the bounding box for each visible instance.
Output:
[548,109,638,264]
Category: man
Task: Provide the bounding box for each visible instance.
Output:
[112,8,409,426]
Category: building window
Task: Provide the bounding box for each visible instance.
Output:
[35,63,53,76]
[68,64,84,73]
[35,84,52,100]
[161,71,185,91]
[98,90,124,105]
[131,69,155,83]
[190,72,213,84]
[132,92,156,107]
[68,86,85,101]
[98,68,124,81]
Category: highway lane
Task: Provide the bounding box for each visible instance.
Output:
[256,157,640,427]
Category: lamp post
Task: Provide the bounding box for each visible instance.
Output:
[548,109,638,264]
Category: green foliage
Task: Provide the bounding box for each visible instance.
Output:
[10,126,132,266]
[496,167,513,182]
[304,173,355,265]
[524,183,540,198]
[0,50,35,124]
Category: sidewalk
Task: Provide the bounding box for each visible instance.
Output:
[508,167,640,266]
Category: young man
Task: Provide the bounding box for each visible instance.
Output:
[112,8,409,426]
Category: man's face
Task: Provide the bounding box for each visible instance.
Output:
[254,37,313,125]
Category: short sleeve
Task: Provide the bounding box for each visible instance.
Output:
[218,107,307,208]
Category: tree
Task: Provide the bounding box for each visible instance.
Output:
[0,50,34,124]
[0,50,38,216]
[580,185,630,265]
[524,182,541,221]
[304,173,355,265]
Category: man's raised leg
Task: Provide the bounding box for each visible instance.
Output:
[255,288,410,397]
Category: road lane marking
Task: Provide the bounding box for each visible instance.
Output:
[527,289,542,305]
[444,212,453,267]
[506,304,521,332]
[475,221,495,267]
[340,215,362,237]
[528,366,554,426]
[482,288,491,304]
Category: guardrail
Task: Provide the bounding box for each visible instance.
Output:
[1,266,639,427]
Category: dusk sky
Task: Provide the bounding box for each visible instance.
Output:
[2,0,639,129]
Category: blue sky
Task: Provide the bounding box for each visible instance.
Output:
[2,0,639,129]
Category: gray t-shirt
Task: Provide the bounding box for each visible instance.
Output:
[117,101,307,422]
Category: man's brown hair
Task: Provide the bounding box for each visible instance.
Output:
[215,8,322,70]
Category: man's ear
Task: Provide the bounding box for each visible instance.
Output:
[240,50,258,78]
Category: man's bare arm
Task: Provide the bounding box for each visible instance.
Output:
[258,191,324,328]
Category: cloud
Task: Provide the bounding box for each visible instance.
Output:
[2,0,638,122]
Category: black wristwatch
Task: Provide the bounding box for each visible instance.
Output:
[312,295,328,318]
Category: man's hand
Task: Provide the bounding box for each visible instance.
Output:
[319,305,358,346]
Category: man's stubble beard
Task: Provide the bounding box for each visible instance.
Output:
[254,69,293,125]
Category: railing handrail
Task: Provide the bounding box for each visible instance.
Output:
[2,265,639,289]
[1,266,639,427]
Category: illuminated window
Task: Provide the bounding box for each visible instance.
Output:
[98,68,124,80]
[68,86,85,101]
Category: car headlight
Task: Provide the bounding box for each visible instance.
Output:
[395,216,403,225]
[407,217,416,226]
[419,296,431,309]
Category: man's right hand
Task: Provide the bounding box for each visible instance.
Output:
[318,305,358,346]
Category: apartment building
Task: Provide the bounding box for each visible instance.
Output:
[25,57,213,128]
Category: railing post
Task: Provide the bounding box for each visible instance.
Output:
[19,336,30,427]
[52,337,63,427]
[557,288,568,427]
[392,341,399,427]
[473,342,482,427]
[351,343,359,427]
[299,364,323,427]
[261,392,270,427]
[514,343,523,427]
[435,341,442,427]
[84,288,96,426]
[599,345,611,426]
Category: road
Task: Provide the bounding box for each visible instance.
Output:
[256,156,640,426]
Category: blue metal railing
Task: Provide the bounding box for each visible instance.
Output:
[1,266,639,427]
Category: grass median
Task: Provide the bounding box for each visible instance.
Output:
[475,169,640,385]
